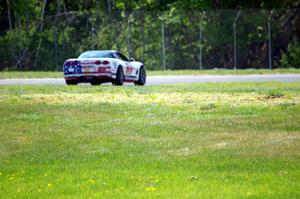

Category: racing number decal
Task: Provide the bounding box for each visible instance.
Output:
[126,66,133,74]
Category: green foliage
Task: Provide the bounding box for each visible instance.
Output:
[0,1,299,70]
[265,89,284,98]
[280,39,300,68]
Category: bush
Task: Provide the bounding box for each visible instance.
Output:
[280,39,300,68]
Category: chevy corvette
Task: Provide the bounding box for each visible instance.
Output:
[63,50,146,86]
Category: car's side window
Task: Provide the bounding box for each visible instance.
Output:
[112,53,119,59]
[118,53,129,62]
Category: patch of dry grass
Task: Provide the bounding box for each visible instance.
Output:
[1,90,299,108]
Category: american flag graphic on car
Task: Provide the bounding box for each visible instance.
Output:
[64,61,81,75]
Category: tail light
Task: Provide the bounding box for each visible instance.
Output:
[95,60,101,65]
[102,60,109,65]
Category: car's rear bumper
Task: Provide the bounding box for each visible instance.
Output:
[64,73,116,82]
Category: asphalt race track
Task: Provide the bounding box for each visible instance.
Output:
[0,74,300,85]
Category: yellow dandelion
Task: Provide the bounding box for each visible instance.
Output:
[146,187,156,192]
[90,179,95,183]
[48,183,52,187]
[17,189,21,193]
[0,172,2,176]
[38,189,42,192]
[44,173,48,177]
[155,179,159,183]
[247,192,252,196]
[9,177,14,180]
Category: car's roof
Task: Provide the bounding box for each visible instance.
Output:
[83,50,118,54]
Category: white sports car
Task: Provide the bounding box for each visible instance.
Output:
[63,50,146,86]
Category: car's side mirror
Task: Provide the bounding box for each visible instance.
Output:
[130,57,135,62]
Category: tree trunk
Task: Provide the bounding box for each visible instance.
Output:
[54,0,60,70]
[39,0,47,32]
[57,0,61,15]
[141,10,145,63]
[6,0,12,31]
[62,0,71,22]
[63,0,67,14]
[107,0,111,13]
[34,0,48,69]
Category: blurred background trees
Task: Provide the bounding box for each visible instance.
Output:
[0,0,299,70]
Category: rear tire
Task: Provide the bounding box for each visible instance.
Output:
[113,66,125,86]
[66,80,78,85]
[134,66,146,86]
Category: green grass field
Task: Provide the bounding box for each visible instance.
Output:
[0,83,299,198]
[1,68,300,79]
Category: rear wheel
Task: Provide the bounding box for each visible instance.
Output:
[113,66,125,86]
[66,80,78,85]
[134,66,146,86]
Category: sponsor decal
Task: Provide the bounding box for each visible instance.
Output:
[126,66,133,74]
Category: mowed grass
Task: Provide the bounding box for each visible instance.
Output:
[1,68,300,79]
[0,82,299,198]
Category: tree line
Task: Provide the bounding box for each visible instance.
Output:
[0,0,299,70]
